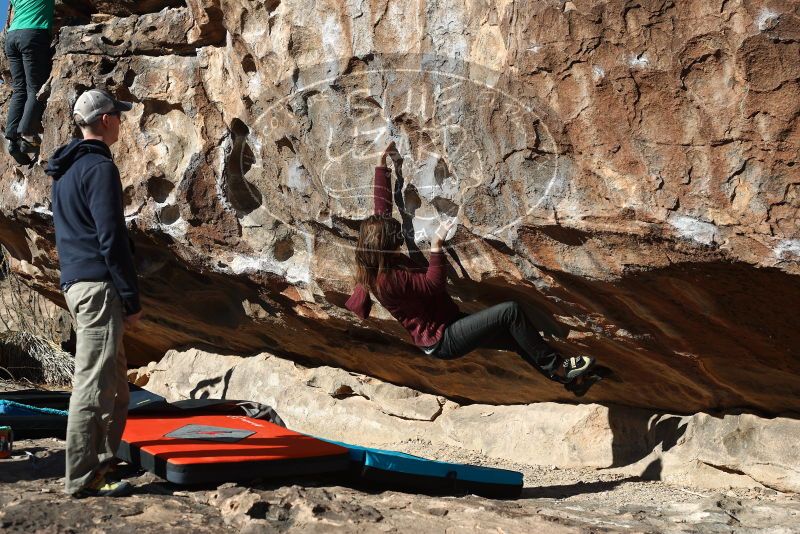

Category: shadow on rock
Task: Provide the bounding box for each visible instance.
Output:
[0,447,66,482]
[189,367,234,399]
[520,476,642,499]
[607,405,689,470]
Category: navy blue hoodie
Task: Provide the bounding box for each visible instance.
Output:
[46,139,141,315]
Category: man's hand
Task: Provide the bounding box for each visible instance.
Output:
[124,310,143,330]
[431,217,457,252]
[380,141,397,167]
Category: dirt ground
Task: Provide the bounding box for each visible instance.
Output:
[2,436,799,534]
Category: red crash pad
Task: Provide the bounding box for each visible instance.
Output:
[118,414,350,484]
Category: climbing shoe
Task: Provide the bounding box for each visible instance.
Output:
[7,138,32,166]
[18,135,41,154]
[72,478,133,499]
[550,355,595,384]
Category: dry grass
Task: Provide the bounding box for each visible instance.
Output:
[0,246,74,386]
[0,331,74,386]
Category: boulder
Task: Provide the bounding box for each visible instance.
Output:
[0,0,798,413]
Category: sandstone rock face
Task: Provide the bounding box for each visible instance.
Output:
[142,348,800,493]
[0,1,799,413]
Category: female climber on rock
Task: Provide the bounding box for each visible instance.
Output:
[345,143,598,393]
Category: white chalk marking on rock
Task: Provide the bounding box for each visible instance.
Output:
[321,15,344,69]
[10,179,26,200]
[247,71,263,95]
[592,65,605,81]
[31,205,53,217]
[228,252,311,284]
[756,8,780,31]
[287,158,312,193]
[628,53,649,69]
[667,213,719,246]
[774,239,800,260]
[214,141,235,213]
[415,153,446,201]
[229,255,270,275]
[156,217,188,240]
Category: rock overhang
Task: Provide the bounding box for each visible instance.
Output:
[0,0,797,414]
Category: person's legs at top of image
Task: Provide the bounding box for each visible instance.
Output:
[434,301,593,383]
[4,0,55,161]
[4,30,33,165]
[4,31,26,139]
[15,28,53,153]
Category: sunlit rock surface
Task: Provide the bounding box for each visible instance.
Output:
[0,0,798,413]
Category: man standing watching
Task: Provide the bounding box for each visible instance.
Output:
[4,0,55,165]
[46,89,142,498]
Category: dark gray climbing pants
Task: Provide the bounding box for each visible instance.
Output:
[432,301,560,375]
[4,29,52,139]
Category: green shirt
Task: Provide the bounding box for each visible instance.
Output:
[8,0,54,31]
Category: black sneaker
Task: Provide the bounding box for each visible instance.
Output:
[18,135,41,154]
[551,355,595,384]
[7,138,32,166]
[72,479,133,498]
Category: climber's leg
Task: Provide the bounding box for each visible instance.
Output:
[4,31,27,142]
[434,301,557,369]
[17,29,53,146]
[434,301,594,383]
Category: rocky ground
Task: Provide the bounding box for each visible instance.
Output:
[2,436,799,533]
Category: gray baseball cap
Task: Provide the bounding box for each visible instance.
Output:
[73,89,133,125]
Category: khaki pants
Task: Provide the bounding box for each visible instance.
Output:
[64,281,129,495]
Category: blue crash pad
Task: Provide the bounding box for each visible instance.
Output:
[0,400,68,417]
[321,439,523,498]
[0,400,69,439]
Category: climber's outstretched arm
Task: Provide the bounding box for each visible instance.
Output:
[374,142,396,216]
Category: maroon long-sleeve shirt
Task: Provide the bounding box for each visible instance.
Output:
[345,167,461,348]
